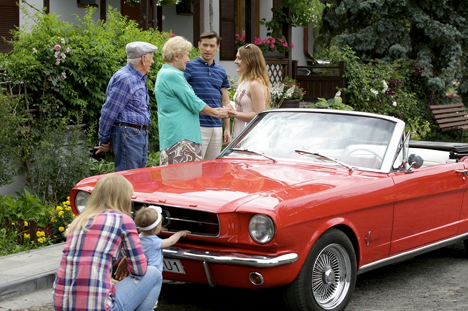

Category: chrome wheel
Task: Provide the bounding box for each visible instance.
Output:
[283,228,356,311]
[311,244,352,309]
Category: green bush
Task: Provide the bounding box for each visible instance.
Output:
[0,6,183,151]
[0,93,31,187]
[0,189,49,227]
[326,46,455,141]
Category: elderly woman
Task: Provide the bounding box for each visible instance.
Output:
[155,36,228,165]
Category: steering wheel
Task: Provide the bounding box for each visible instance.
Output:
[345,148,383,161]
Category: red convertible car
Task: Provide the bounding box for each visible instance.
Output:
[71,109,468,311]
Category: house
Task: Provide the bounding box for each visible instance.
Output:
[1,0,311,78]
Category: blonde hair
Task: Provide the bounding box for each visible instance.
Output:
[162,36,192,62]
[65,174,134,237]
[238,44,271,106]
[134,207,160,233]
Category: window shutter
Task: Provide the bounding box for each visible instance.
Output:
[219,0,236,60]
[0,0,19,53]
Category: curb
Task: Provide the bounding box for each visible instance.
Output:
[0,272,56,302]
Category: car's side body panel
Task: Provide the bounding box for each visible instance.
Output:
[390,161,467,254]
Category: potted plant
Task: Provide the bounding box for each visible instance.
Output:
[260,0,323,38]
[235,34,294,58]
[314,91,354,110]
[270,76,306,108]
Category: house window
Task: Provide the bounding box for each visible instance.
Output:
[0,0,19,53]
[220,0,259,60]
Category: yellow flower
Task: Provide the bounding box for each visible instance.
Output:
[24,233,30,239]
[38,238,44,243]
[65,207,71,211]
[56,206,63,211]
[51,217,57,222]
[58,211,64,217]
[59,227,65,232]
[24,221,28,226]
[64,222,69,226]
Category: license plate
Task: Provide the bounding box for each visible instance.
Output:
[163,258,185,274]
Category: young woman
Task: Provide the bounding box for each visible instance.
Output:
[231,43,271,138]
[53,174,160,311]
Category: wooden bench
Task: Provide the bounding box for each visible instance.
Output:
[429,103,468,142]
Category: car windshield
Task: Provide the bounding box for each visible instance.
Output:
[223,111,396,170]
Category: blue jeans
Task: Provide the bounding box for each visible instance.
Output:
[111,125,148,172]
[112,266,162,311]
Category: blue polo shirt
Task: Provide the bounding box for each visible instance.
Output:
[184,57,230,127]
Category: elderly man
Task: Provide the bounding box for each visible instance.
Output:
[95,41,157,171]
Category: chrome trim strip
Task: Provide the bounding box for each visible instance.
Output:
[166,217,219,226]
[163,247,298,268]
[358,232,468,275]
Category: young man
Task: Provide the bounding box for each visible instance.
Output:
[184,30,231,159]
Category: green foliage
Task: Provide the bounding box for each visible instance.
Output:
[146,151,161,167]
[1,6,175,150]
[88,158,115,176]
[0,93,31,186]
[48,197,75,243]
[319,0,468,101]
[27,121,92,202]
[315,93,353,110]
[0,189,49,226]
[0,227,33,257]
[325,46,445,140]
[261,0,324,37]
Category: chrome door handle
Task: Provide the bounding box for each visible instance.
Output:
[456,169,468,180]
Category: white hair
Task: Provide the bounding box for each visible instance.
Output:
[127,53,152,66]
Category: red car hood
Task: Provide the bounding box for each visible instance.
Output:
[77,159,384,213]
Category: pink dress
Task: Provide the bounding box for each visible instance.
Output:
[232,80,253,138]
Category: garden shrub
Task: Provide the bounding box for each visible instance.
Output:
[327,46,457,141]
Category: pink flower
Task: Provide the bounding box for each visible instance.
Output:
[270,44,275,49]
[279,38,284,43]
[254,37,263,45]
[171,33,176,37]
[283,42,288,47]
[61,71,67,79]
[54,44,61,51]
[66,47,70,52]
[32,48,37,53]
[270,37,276,44]
[61,38,66,44]
[55,60,60,65]
[235,34,239,38]
[61,53,66,59]
[290,43,295,49]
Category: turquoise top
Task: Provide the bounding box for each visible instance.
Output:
[155,64,207,150]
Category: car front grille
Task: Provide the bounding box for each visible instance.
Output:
[132,201,220,237]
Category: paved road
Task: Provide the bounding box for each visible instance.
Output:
[4,242,468,311]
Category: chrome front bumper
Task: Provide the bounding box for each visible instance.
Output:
[163,247,298,268]
[163,247,298,287]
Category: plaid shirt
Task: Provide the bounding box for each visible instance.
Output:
[53,210,147,311]
[98,64,151,144]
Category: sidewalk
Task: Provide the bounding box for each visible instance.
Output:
[0,243,64,302]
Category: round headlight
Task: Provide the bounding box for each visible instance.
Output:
[75,191,91,214]
[249,214,275,244]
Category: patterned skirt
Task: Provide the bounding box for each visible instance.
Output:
[160,139,203,165]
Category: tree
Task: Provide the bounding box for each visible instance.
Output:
[318,0,468,99]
